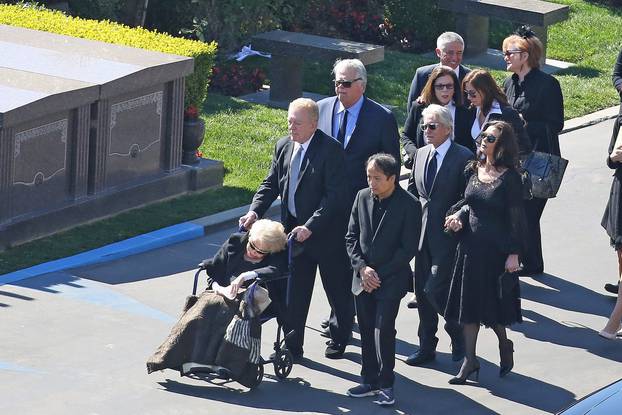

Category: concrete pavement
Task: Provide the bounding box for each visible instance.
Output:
[2,115,622,414]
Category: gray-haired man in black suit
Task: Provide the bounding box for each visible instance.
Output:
[405,104,473,367]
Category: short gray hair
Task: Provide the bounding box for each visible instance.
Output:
[332,58,367,88]
[422,104,453,138]
[437,32,465,50]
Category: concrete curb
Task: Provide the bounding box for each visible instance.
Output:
[1,105,619,286]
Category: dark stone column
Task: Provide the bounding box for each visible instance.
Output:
[269,55,303,102]
[71,104,90,199]
[456,14,490,57]
[165,77,184,172]
[0,127,14,223]
[90,99,110,194]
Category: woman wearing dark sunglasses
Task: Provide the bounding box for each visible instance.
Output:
[502,27,565,277]
[463,69,531,155]
[444,120,527,384]
[402,65,474,167]
[200,219,288,300]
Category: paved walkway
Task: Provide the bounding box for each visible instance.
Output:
[1,117,622,414]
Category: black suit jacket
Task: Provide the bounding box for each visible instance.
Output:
[402,103,475,165]
[317,96,401,201]
[408,141,473,252]
[250,129,348,255]
[346,187,421,299]
[202,233,287,287]
[406,63,470,114]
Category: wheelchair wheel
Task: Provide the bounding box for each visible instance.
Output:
[273,348,293,379]
[247,364,264,389]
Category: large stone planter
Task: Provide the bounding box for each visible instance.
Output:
[182,117,205,165]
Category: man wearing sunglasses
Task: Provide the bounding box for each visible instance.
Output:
[405,104,473,367]
[316,59,401,345]
[406,32,471,114]
[240,98,353,361]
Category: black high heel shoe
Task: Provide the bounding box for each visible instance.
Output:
[448,359,480,385]
[499,339,514,377]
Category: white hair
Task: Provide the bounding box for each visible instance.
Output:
[332,58,367,88]
[422,104,454,138]
[437,32,465,50]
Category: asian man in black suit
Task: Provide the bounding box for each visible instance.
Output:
[406,104,473,367]
[239,98,353,360]
[345,153,420,407]
[406,32,471,114]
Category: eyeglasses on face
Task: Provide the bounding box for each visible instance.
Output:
[503,49,524,57]
[248,239,269,255]
[464,89,478,98]
[477,132,498,144]
[421,122,440,131]
[434,83,454,91]
[334,78,362,88]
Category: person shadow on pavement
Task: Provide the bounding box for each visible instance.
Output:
[521,273,613,318]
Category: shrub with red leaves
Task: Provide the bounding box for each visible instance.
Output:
[209,62,267,96]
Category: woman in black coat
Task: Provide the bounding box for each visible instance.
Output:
[600,116,622,339]
[462,69,531,155]
[402,65,474,167]
[501,28,565,275]
[201,219,288,302]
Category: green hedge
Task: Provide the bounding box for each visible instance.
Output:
[0,3,217,108]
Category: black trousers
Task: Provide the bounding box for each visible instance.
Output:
[356,292,401,389]
[414,239,463,352]
[523,197,547,273]
[283,215,354,355]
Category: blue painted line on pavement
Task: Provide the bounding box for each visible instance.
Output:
[0,361,44,374]
[0,222,205,286]
[49,277,176,324]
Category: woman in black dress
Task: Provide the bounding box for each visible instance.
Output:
[444,121,527,384]
[502,28,564,276]
[402,65,474,162]
[600,115,622,339]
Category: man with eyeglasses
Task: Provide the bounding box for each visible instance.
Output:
[405,104,473,367]
[239,98,352,362]
[406,32,471,114]
[316,59,401,352]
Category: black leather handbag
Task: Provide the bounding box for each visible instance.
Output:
[521,126,568,199]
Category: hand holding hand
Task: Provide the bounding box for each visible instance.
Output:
[444,214,463,232]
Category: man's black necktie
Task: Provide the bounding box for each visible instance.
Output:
[337,109,348,146]
[425,150,437,194]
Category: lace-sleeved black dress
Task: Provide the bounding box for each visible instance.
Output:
[445,168,527,327]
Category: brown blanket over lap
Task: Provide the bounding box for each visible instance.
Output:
[146,290,255,379]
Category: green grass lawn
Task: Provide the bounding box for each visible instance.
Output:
[1,0,621,275]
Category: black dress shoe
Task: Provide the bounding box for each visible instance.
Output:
[325,341,346,359]
[405,350,436,366]
[605,283,620,295]
[320,318,330,329]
